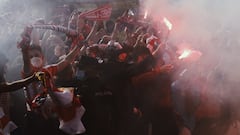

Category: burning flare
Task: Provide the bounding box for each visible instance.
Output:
[144,10,148,19]
[163,17,172,30]
[178,49,192,59]
[178,48,202,61]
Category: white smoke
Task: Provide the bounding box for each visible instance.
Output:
[141,0,240,126]
[0,0,52,52]
[0,0,56,82]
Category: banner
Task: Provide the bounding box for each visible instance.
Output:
[81,4,112,21]
[31,25,78,36]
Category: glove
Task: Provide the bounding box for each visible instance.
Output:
[35,72,45,81]
[35,72,47,87]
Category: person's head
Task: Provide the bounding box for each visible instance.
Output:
[86,46,100,58]
[0,52,8,82]
[68,10,81,29]
[54,45,66,57]
[29,45,44,68]
[132,46,151,63]
[47,34,65,46]
[105,20,115,34]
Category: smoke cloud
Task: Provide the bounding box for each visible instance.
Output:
[142,0,240,72]
[0,0,53,57]
[1,0,240,120]
[141,0,240,121]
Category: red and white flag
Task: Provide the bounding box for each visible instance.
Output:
[0,107,17,135]
[80,5,112,21]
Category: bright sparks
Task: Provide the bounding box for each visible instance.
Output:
[163,17,172,30]
[178,49,192,59]
[144,10,148,19]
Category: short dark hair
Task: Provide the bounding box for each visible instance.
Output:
[29,44,43,54]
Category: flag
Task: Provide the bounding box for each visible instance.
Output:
[0,107,17,135]
[81,5,112,21]
[31,25,78,36]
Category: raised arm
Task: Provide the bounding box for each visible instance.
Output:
[55,35,85,72]
[0,72,41,93]
[110,21,120,41]
[19,27,33,75]
[85,21,99,41]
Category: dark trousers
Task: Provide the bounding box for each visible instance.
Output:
[22,111,68,135]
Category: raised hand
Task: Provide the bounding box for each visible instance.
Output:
[34,72,50,88]
[35,72,45,81]
[17,26,33,49]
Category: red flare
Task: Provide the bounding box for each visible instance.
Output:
[163,17,172,30]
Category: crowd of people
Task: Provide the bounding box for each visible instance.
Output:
[0,2,240,135]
